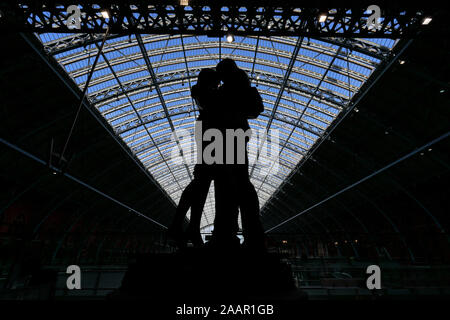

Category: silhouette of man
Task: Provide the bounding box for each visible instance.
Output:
[211,58,266,250]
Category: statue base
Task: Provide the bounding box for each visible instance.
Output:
[112,247,306,303]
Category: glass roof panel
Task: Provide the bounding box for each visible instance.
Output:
[36,32,396,230]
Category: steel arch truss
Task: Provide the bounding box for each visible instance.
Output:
[35,31,398,229]
[2,2,434,38]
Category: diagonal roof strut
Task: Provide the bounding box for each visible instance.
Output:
[135,34,193,182]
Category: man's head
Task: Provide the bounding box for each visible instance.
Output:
[216,58,238,83]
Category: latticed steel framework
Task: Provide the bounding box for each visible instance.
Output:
[1,2,433,38]
[35,31,398,230]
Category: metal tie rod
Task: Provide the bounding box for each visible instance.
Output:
[0,137,168,230]
[59,26,110,165]
[265,130,450,233]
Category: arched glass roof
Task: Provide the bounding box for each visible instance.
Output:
[36,32,397,230]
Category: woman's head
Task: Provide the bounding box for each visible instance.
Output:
[196,68,220,89]
[192,68,219,111]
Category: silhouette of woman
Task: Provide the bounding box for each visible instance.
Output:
[167,68,220,247]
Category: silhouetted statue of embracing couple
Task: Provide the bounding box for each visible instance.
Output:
[168,58,266,252]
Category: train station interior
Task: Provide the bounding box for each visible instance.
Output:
[0,1,449,306]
